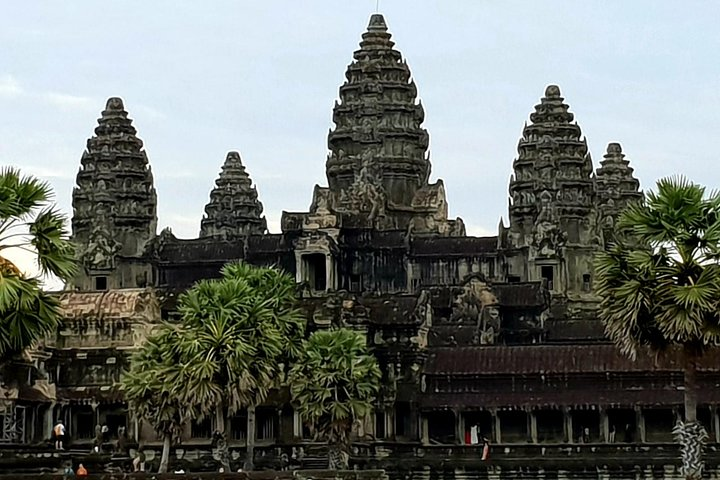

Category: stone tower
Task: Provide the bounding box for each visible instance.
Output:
[200,151,267,239]
[504,86,600,316]
[71,97,157,291]
[595,142,642,242]
[301,14,463,234]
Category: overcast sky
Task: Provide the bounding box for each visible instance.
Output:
[2,1,719,278]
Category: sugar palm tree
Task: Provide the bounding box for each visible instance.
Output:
[173,261,305,471]
[0,168,76,361]
[121,326,190,473]
[289,328,381,469]
[594,176,720,480]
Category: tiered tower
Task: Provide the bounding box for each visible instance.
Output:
[595,143,642,241]
[297,14,462,235]
[504,86,600,314]
[200,151,267,239]
[71,97,157,291]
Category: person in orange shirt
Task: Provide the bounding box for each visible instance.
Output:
[76,464,88,477]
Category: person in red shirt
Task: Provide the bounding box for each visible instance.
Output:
[76,464,88,477]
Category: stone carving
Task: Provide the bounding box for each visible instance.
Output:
[451,276,501,345]
[83,227,121,270]
[200,151,267,238]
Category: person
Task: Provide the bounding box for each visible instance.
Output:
[76,464,88,477]
[481,438,490,461]
[54,420,66,450]
[62,464,75,479]
[133,448,146,472]
[101,423,110,443]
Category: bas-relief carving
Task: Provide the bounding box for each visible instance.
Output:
[82,226,121,270]
[451,277,500,345]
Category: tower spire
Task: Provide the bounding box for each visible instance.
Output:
[200,151,267,239]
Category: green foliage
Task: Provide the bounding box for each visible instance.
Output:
[120,326,190,442]
[122,261,306,436]
[289,328,381,446]
[0,168,76,360]
[595,176,720,359]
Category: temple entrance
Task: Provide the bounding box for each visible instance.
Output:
[394,402,412,439]
[463,411,492,444]
[607,408,636,443]
[572,409,600,443]
[73,406,95,440]
[536,409,564,443]
[498,410,528,443]
[644,408,674,442]
[427,411,455,444]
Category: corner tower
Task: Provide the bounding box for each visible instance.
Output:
[71,97,157,291]
[504,86,600,316]
[595,142,642,241]
[200,151,267,239]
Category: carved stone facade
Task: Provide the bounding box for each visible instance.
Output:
[7,12,717,478]
[71,97,157,291]
[200,151,268,239]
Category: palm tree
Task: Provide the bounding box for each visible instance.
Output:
[173,261,305,471]
[121,326,190,473]
[594,176,720,480]
[0,168,76,361]
[289,328,381,469]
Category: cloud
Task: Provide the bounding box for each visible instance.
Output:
[0,74,23,97]
[41,92,95,111]
[22,165,75,180]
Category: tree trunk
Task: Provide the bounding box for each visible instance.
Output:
[675,345,706,480]
[684,346,698,423]
[215,405,231,472]
[244,404,256,471]
[158,434,171,473]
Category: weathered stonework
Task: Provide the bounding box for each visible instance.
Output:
[4,12,715,479]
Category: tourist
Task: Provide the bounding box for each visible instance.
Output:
[133,448,146,472]
[101,423,110,443]
[53,420,66,450]
[76,463,88,476]
[62,464,75,479]
[481,438,490,461]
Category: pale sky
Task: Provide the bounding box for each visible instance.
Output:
[2,1,719,280]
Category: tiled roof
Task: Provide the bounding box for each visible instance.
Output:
[423,344,720,375]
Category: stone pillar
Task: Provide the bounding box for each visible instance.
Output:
[713,407,720,444]
[293,410,302,439]
[453,409,464,444]
[386,407,395,439]
[43,402,56,441]
[491,408,501,444]
[635,406,645,443]
[599,408,609,443]
[420,416,429,445]
[528,408,538,443]
[563,408,573,443]
[276,408,283,443]
[325,254,334,291]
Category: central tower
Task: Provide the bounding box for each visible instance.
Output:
[326,13,430,208]
[285,14,463,235]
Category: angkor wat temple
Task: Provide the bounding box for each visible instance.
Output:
[3,13,720,478]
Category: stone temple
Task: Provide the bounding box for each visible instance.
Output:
[3,13,720,478]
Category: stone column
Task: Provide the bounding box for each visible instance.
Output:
[276,408,283,443]
[528,408,538,444]
[325,254,334,291]
[713,407,720,444]
[491,408,501,444]
[599,408,609,443]
[563,408,573,443]
[420,415,429,445]
[386,407,395,439]
[293,410,302,439]
[635,407,645,443]
[453,409,464,444]
[43,402,56,441]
